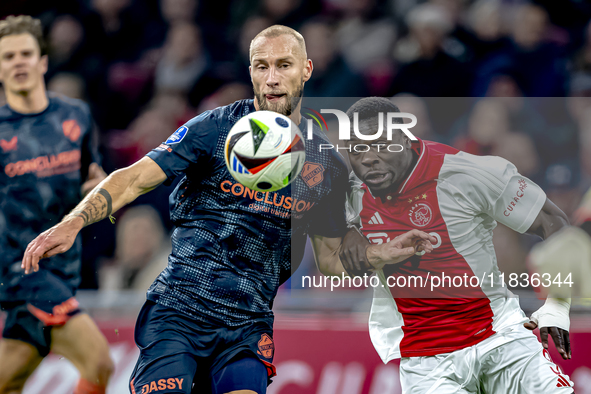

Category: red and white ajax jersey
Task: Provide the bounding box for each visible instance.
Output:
[348,140,547,361]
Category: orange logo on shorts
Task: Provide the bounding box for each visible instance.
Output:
[257,333,274,359]
[140,378,184,393]
[27,297,80,326]
[62,119,81,142]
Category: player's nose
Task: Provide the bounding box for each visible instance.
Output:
[361,150,380,166]
[14,57,27,68]
[265,66,279,86]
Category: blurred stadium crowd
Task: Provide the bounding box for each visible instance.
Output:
[2,0,591,292]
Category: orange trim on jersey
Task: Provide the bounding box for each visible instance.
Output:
[260,359,277,378]
[74,378,106,394]
[130,378,137,394]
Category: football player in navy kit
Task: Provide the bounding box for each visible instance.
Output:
[0,16,113,394]
[22,25,426,394]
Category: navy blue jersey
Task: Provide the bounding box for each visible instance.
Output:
[146,99,348,326]
[0,95,100,300]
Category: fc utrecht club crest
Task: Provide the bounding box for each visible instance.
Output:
[257,333,274,359]
[301,162,324,188]
[409,202,433,227]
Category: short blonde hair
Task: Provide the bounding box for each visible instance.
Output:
[0,15,46,55]
[249,25,307,62]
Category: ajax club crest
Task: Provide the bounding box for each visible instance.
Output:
[409,202,432,227]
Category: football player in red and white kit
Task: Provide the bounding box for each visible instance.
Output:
[323,97,575,393]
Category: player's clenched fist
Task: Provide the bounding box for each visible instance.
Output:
[22,217,84,274]
[366,229,436,271]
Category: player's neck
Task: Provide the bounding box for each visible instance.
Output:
[6,86,49,114]
[396,150,420,189]
[288,109,301,125]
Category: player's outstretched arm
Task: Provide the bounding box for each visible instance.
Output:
[338,227,372,276]
[312,230,436,277]
[22,157,167,274]
[525,198,569,239]
[311,235,348,276]
[365,230,436,271]
[523,197,572,359]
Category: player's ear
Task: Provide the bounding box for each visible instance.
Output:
[403,135,412,149]
[249,65,252,79]
[303,59,312,82]
[40,54,48,75]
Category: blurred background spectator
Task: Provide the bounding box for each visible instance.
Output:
[99,205,170,291]
[390,3,472,96]
[47,72,86,99]
[301,19,368,97]
[2,0,591,292]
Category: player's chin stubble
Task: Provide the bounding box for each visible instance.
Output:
[255,83,304,116]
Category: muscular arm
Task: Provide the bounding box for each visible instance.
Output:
[311,235,347,277]
[523,197,572,359]
[22,157,167,273]
[312,230,436,277]
[526,198,569,239]
[69,157,166,227]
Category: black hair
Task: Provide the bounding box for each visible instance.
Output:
[345,97,403,124]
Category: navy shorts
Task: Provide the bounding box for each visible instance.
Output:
[0,270,81,356]
[130,301,276,394]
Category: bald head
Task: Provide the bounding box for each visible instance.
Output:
[249,25,307,63]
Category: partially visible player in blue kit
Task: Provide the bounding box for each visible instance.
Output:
[22,25,428,394]
[0,15,113,394]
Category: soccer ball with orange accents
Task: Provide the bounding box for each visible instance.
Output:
[224,111,305,192]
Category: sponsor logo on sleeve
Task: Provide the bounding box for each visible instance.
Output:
[62,120,81,142]
[165,126,188,144]
[0,136,17,152]
[504,178,527,217]
[155,144,172,152]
